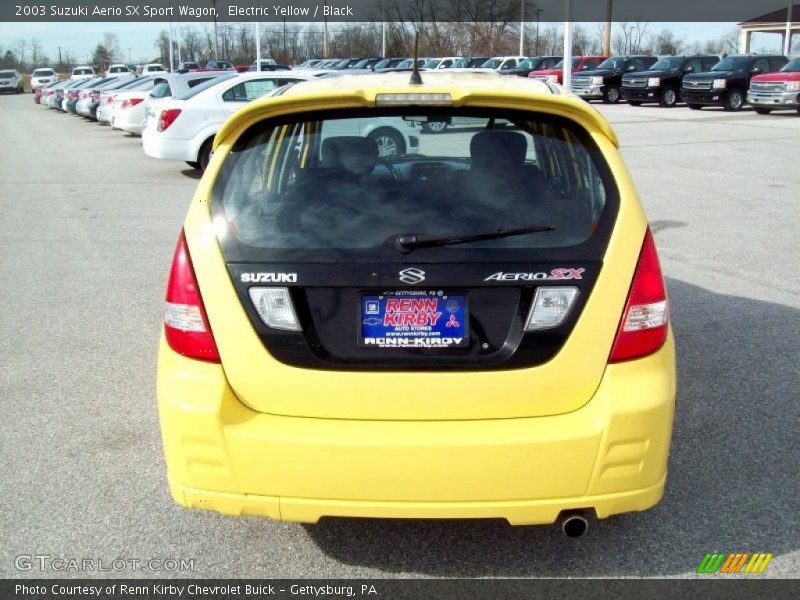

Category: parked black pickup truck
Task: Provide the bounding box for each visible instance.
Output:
[681,54,788,111]
[621,55,720,107]
[571,56,658,103]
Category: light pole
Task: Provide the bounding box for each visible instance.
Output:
[255,21,261,71]
[535,9,543,55]
[323,1,329,57]
[382,0,386,57]
[519,0,525,56]
[603,0,612,57]
[168,19,174,71]
[211,0,219,59]
[562,0,573,90]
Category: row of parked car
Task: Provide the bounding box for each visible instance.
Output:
[552,53,799,113]
[25,51,800,177]
[293,52,800,114]
[33,68,429,172]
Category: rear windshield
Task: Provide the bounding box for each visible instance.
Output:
[110,66,129,73]
[150,81,171,98]
[73,68,93,75]
[175,74,235,100]
[33,69,55,76]
[212,109,617,262]
[122,78,155,91]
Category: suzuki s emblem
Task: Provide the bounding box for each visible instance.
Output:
[398,268,426,284]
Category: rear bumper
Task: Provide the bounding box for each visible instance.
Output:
[114,108,144,134]
[142,128,195,161]
[158,334,676,525]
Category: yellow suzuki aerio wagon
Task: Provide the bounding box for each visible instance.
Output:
[157,70,675,536]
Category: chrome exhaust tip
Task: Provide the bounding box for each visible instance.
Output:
[560,513,589,538]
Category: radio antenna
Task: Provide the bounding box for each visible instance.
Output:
[410,31,422,85]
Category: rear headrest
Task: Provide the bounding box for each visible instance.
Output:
[470,130,528,170]
[321,136,379,177]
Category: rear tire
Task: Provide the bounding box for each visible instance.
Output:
[724,89,744,112]
[198,138,214,172]
[603,85,620,104]
[368,127,406,158]
[687,103,702,110]
[422,120,448,134]
[659,87,677,107]
[754,107,772,115]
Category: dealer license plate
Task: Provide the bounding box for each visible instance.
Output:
[360,291,468,348]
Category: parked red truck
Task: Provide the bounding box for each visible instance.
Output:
[747,57,800,115]
[528,56,607,84]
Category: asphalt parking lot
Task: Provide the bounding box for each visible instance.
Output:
[1,94,798,579]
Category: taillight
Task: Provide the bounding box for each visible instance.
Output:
[164,231,220,362]
[609,228,668,363]
[92,92,100,101]
[157,108,182,132]
[106,94,116,104]
[120,97,143,109]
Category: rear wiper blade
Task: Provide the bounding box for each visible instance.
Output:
[394,225,555,253]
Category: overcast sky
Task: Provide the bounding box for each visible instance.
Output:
[0,21,785,64]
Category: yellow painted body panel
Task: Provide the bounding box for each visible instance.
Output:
[158,333,675,524]
[187,77,648,420]
[158,72,676,522]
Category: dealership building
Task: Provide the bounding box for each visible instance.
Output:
[739,4,799,54]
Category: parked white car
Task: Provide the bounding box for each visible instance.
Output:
[70,66,96,80]
[142,72,316,170]
[0,69,23,93]
[435,57,463,69]
[139,63,169,75]
[478,56,527,70]
[138,72,228,134]
[105,64,132,78]
[30,68,57,91]
[110,82,157,133]
[97,77,153,124]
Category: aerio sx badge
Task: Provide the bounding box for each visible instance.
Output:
[360,291,468,348]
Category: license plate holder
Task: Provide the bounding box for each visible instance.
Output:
[360,291,468,348]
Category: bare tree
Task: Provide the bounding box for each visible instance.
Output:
[15,39,27,69]
[652,29,682,55]
[29,38,42,67]
[718,27,740,56]
[613,22,651,55]
[102,32,121,63]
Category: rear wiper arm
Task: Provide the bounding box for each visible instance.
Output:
[394,225,555,254]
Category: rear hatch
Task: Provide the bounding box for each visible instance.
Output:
[198,104,636,420]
